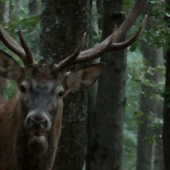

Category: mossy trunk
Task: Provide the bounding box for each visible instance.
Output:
[40,0,90,169]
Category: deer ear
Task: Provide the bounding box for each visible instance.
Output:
[0,49,23,82]
[66,63,105,90]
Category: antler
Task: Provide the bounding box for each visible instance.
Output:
[73,15,147,64]
[57,0,149,69]
[18,27,34,65]
[57,33,86,70]
[0,25,34,66]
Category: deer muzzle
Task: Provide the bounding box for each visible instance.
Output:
[25,110,52,135]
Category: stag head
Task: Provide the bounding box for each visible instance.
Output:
[0,26,106,157]
[0,11,147,156]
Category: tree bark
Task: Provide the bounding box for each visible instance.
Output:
[154,95,164,170]
[0,0,9,95]
[40,0,90,169]
[86,1,100,169]
[137,4,164,170]
[0,1,5,23]
[4,1,9,24]
[29,0,40,15]
[9,0,22,21]
[137,45,164,170]
[88,0,126,169]
[97,0,103,30]
[163,1,170,169]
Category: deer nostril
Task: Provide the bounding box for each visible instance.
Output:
[28,117,34,128]
[27,116,47,130]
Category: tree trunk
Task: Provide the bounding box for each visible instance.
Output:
[163,1,170,169]
[4,1,9,24]
[137,45,164,170]
[29,0,40,15]
[154,94,164,170]
[86,1,100,169]
[97,0,103,30]
[0,0,9,23]
[88,0,126,169]
[0,0,9,95]
[40,0,90,169]
[0,1,5,23]
[137,6,164,170]
[9,0,22,21]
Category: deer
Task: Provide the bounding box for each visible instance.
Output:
[0,1,148,170]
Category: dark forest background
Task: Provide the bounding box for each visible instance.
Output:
[0,0,169,169]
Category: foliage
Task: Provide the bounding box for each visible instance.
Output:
[123,0,169,51]
[122,0,166,169]
[123,50,142,169]
[0,0,166,169]
[0,0,40,99]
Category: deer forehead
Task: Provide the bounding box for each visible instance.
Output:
[24,64,65,83]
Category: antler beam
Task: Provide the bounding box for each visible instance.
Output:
[114,0,149,42]
[73,15,147,64]
[58,0,149,69]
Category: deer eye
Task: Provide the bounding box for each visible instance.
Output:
[20,81,30,93]
[55,86,64,97]
[58,91,64,97]
[20,85,26,93]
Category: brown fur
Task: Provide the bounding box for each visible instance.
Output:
[0,25,105,170]
[0,65,64,170]
[0,63,104,170]
[0,92,63,170]
[0,95,18,170]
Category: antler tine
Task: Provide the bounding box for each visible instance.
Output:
[57,32,86,70]
[114,0,149,42]
[0,24,26,61]
[111,15,148,51]
[18,27,34,65]
[72,14,148,64]
[0,25,34,66]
